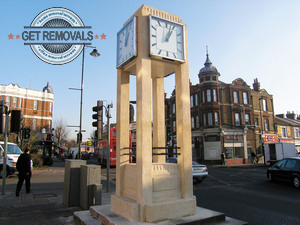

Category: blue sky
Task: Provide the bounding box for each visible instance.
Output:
[1,0,300,140]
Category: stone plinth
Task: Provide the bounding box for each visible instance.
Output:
[80,165,102,210]
[63,159,87,207]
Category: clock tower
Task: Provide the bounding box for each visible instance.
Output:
[113,5,195,223]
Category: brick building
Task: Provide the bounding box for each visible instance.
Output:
[0,83,54,133]
[165,53,276,165]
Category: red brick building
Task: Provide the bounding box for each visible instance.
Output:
[0,83,54,133]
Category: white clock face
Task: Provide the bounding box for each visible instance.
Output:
[116,16,137,68]
[150,15,185,62]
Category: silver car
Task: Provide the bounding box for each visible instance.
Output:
[192,161,208,183]
[166,157,208,183]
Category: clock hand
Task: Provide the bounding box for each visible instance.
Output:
[165,26,173,42]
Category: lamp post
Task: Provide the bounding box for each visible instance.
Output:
[259,97,265,165]
[76,45,100,159]
[103,103,113,192]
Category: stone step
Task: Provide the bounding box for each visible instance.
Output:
[73,205,248,225]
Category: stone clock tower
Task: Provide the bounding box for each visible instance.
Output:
[113,5,195,223]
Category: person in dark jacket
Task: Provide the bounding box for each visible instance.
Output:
[15,148,31,196]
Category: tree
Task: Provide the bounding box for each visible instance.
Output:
[53,119,69,148]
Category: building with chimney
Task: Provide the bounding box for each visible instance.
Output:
[165,52,276,165]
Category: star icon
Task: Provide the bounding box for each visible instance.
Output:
[100,33,106,40]
[16,34,20,39]
[8,33,14,39]
[95,34,99,39]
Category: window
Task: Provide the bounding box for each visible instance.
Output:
[33,119,37,131]
[213,89,217,102]
[263,99,267,111]
[195,94,198,106]
[172,103,175,114]
[243,92,248,104]
[207,89,211,102]
[264,119,269,131]
[295,128,300,138]
[203,113,206,126]
[19,98,22,108]
[190,95,194,107]
[196,115,199,128]
[191,117,195,128]
[173,121,176,132]
[245,113,250,125]
[281,127,287,137]
[33,100,38,110]
[49,102,52,112]
[208,113,213,126]
[286,160,297,169]
[202,90,205,103]
[233,91,239,104]
[276,159,287,168]
[235,113,240,126]
[215,112,219,125]
[255,118,259,127]
[7,96,11,106]
[13,98,18,108]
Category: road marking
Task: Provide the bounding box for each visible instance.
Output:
[208,175,231,186]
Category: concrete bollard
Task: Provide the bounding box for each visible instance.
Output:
[80,165,102,210]
[63,160,87,207]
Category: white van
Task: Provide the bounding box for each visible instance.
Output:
[0,142,23,178]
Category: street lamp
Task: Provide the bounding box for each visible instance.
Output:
[259,97,266,165]
[76,45,100,159]
[102,103,113,192]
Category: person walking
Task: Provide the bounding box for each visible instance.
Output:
[15,148,32,197]
[221,152,226,165]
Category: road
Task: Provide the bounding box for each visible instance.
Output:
[194,166,300,225]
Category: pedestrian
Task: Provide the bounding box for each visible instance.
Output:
[15,148,32,197]
[220,152,226,165]
[72,151,76,159]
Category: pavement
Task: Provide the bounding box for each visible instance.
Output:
[0,158,114,225]
[0,158,265,225]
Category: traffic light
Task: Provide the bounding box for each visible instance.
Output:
[92,100,103,140]
[10,110,21,133]
[23,128,30,139]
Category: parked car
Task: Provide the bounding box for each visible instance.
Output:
[267,157,300,188]
[166,157,208,183]
[0,142,22,178]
